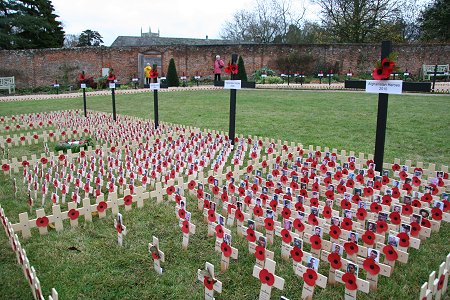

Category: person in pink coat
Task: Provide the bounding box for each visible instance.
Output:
[214,55,224,81]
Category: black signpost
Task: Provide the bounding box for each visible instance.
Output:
[229,54,238,146]
[111,83,117,121]
[344,41,431,172]
[153,88,159,129]
[82,84,87,117]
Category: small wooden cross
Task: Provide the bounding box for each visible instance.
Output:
[214,227,238,272]
[197,262,222,300]
[335,269,370,300]
[274,223,299,261]
[148,236,164,274]
[114,212,127,246]
[180,218,196,250]
[294,263,327,300]
[252,258,285,300]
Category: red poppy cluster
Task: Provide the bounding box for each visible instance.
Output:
[224,63,238,75]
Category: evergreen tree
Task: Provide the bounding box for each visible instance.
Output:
[166,58,179,87]
[419,0,450,42]
[77,29,103,46]
[0,0,64,50]
[236,56,248,82]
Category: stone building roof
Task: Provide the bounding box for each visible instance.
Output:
[111,36,255,47]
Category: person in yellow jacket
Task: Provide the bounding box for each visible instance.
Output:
[144,63,152,84]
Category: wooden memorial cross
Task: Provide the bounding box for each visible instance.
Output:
[294,262,327,300]
[430,255,449,300]
[344,41,432,172]
[180,218,196,250]
[148,236,165,274]
[274,222,300,261]
[252,258,285,300]
[335,269,370,300]
[197,262,222,300]
[214,225,238,272]
[376,242,408,275]
[114,212,127,246]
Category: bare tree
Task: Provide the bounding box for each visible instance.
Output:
[314,0,400,43]
[220,0,305,43]
[64,34,80,48]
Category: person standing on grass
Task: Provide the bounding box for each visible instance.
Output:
[214,55,224,81]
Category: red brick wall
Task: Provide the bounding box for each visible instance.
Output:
[0,43,448,88]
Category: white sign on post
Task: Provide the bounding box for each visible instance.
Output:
[109,83,116,89]
[224,80,241,90]
[53,84,60,88]
[80,84,86,89]
[194,76,201,79]
[150,83,160,90]
[366,80,402,94]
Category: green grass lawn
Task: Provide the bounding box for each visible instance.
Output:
[0,89,449,300]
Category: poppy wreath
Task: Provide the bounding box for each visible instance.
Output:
[54,137,94,154]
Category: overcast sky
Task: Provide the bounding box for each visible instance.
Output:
[51,0,321,46]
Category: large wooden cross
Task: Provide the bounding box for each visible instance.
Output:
[344,41,432,172]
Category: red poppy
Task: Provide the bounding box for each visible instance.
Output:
[281,229,292,244]
[325,190,334,200]
[203,277,215,290]
[310,235,322,250]
[293,218,305,232]
[356,174,364,184]
[341,218,353,231]
[259,268,275,286]
[246,228,256,242]
[68,209,79,220]
[362,230,375,245]
[342,272,358,290]
[246,165,253,174]
[211,186,219,195]
[341,199,351,210]
[356,208,367,221]
[364,187,373,197]
[235,209,244,222]
[382,195,392,206]
[221,242,232,257]
[370,202,382,213]
[36,216,49,227]
[392,188,400,199]
[392,164,400,171]
[383,244,398,261]
[374,181,382,190]
[431,207,442,221]
[309,197,319,207]
[402,183,412,194]
[181,220,190,234]
[402,204,412,216]
[421,193,432,203]
[255,245,266,261]
[6,137,12,143]
[290,246,303,262]
[187,180,196,190]
[376,220,388,233]
[303,268,318,287]
[329,225,341,239]
[264,218,274,231]
[444,200,450,212]
[410,222,421,237]
[178,209,186,220]
[322,206,332,219]
[308,213,318,226]
[252,205,262,217]
[437,274,445,290]
[346,179,355,188]
[363,258,380,276]
[151,252,160,260]
[397,232,410,247]
[1,164,10,172]
[40,157,48,164]
[124,195,133,206]
[21,160,29,167]
[280,207,291,219]
[344,242,358,255]
[97,201,107,212]
[412,199,421,208]
[328,252,342,269]
[206,209,215,222]
[421,218,431,228]
[389,211,401,225]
